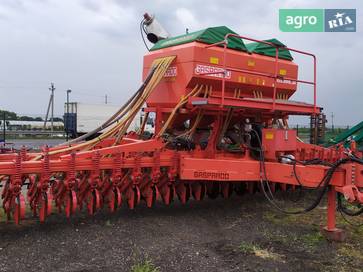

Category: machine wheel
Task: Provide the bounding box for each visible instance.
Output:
[39,192,52,223]
[127,186,140,209]
[221,183,233,199]
[145,186,157,208]
[161,184,174,205]
[13,195,25,225]
[192,183,206,201]
[87,190,101,215]
[65,190,77,218]
[176,183,190,204]
[234,183,246,196]
[207,182,220,199]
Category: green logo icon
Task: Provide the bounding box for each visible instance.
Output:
[279,9,324,32]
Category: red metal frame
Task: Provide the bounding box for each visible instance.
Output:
[204,34,317,113]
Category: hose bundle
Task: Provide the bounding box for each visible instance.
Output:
[251,128,363,216]
[35,56,176,160]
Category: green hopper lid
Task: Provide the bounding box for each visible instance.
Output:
[245,38,293,60]
[150,26,247,52]
[150,27,293,61]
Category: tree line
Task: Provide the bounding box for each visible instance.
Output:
[0,109,63,122]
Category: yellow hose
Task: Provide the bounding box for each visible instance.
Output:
[138,112,150,135]
[157,84,205,137]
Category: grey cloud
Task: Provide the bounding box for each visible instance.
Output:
[0,0,362,126]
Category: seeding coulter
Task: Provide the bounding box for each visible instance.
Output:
[1,24,362,240]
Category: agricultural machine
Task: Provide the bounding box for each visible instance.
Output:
[328,121,363,149]
[0,14,362,241]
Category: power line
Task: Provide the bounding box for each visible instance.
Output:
[0,86,116,99]
[0,85,47,89]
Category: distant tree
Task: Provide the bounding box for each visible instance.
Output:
[18,116,34,121]
[0,110,47,122]
[53,117,63,122]
[0,109,18,120]
[18,116,44,121]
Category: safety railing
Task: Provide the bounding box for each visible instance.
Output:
[200,33,317,113]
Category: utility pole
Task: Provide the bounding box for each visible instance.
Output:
[66,89,72,141]
[44,83,55,133]
[331,112,334,132]
[2,112,5,144]
[105,94,108,104]
[51,83,54,133]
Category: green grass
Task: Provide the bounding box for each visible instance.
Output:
[0,208,6,222]
[300,232,324,247]
[239,241,259,254]
[338,245,363,261]
[239,241,285,261]
[262,210,326,251]
[131,260,159,272]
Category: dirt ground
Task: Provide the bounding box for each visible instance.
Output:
[0,191,362,272]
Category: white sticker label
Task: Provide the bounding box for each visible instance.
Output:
[194,64,231,79]
[276,78,297,85]
[164,66,177,77]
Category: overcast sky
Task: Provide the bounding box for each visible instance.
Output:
[0,0,361,125]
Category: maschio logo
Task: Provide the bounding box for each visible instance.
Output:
[325,9,356,32]
[279,9,356,32]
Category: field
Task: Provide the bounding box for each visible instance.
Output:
[0,191,362,272]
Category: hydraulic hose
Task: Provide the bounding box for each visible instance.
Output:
[33,56,175,160]
[337,193,363,216]
[250,128,363,215]
[59,66,157,146]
